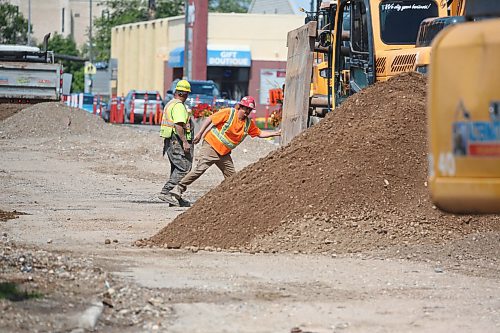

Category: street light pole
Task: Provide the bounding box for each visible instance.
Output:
[183,0,190,80]
[89,0,93,93]
[27,0,31,45]
[89,0,93,64]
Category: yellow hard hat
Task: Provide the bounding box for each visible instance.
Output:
[175,79,191,92]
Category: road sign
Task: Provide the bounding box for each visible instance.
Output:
[84,62,97,75]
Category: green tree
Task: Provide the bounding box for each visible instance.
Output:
[0,3,32,44]
[209,0,251,13]
[43,33,85,92]
[156,0,184,17]
[91,0,249,62]
[71,67,85,92]
[93,0,184,62]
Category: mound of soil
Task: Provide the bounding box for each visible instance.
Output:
[0,104,29,121]
[150,72,499,253]
[0,102,109,139]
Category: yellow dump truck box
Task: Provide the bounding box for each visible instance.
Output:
[428,19,500,213]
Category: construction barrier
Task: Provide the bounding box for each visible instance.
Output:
[92,95,97,115]
[265,98,270,129]
[97,94,102,116]
[269,88,284,106]
[110,97,117,123]
[130,93,135,124]
[155,92,161,125]
[119,95,125,124]
[142,92,149,125]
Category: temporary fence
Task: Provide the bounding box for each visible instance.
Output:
[59,92,168,127]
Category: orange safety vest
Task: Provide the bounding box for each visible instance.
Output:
[210,108,251,150]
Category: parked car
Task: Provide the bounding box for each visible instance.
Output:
[214,97,238,108]
[124,90,163,124]
[164,80,220,109]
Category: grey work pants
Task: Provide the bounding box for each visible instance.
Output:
[176,141,235,193]
[161,137,193,194]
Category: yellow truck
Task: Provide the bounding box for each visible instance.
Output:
[427,0,500,213]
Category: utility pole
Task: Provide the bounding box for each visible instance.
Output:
[183,0,193,80]
[89,0,93,64]
[89,0,93,93]
[27,0,31,45]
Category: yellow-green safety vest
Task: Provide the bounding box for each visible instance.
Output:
[210,108,250,150]
[160,99,191,138]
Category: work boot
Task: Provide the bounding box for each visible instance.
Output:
[169,186,183,200]
[178,198,191,207]
[158,193,179,206]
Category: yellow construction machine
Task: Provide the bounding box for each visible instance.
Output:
[307,1,338,124]
[332,0,448,105]
[282,0,448,144]
[414,0,468,74]
[427,0,500,213]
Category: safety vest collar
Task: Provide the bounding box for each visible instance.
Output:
[210,108,250,150]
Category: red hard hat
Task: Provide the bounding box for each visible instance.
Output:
[238,96,256,110]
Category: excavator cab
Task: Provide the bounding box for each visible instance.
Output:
[309,1,338,122]
[334,0,447,105]
[414,16,466,74]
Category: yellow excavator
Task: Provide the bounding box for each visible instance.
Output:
[282,0,448,144]
[427,0,500,213]
[332,0,448,105]
[414,0,468,74]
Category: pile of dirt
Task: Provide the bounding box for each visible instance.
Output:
[0,102,111,139]
[150,72,500,253]
[0,104,28,121]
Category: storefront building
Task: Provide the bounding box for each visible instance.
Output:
[111,13,304,116]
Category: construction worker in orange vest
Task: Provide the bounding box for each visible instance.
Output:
[166,96,281,206]
[158,79,194,207]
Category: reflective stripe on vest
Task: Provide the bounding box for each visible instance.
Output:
[160,99,191,137]
[210,108,250,150]
[161,99,179,128]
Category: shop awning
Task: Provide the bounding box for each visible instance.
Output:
[168,45,251,68]
[168,46,184,68]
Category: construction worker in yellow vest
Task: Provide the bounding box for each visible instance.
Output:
[158,79,194,207]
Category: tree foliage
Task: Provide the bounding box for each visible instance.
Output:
[92,0,250,62]
[93,0,184,61]
[209,0,251,13]
[0,3,32,44]
[43,33,84,92]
